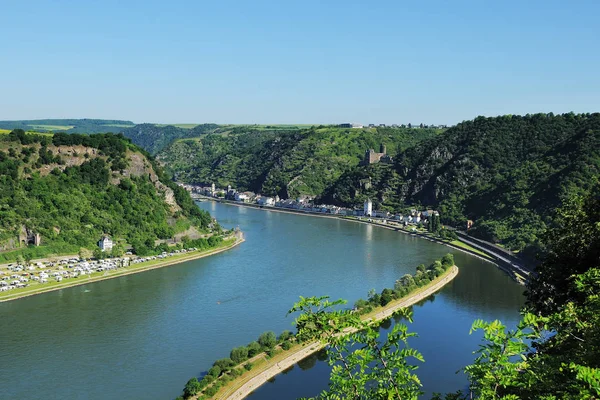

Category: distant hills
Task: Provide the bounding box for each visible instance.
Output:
[157,113,600,258]
[4,114,599,257]
[120,123,219,154]
[157,125,442,198]
[0,119,135,134]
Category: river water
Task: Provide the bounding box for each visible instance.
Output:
[0,202,525,399]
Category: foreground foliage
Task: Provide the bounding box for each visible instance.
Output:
[299,187,600,400]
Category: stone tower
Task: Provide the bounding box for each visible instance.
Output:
[364,199,373,217]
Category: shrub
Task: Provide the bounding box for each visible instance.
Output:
[208,366,221,378]
[442,253,455,267]
[354,298,369,310]
[244,362,253,371]
[183,377,201,399]
[204,386,218,397]
[213,358,234,371]
[258,331,277,350]
[380,288,394,306]
[230,346,249,364]
[278,330,293,343]
[281,341,292,350]
[247,341,261,357]
[416,264,426,273]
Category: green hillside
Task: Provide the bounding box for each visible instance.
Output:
[158,126,441,198]
[0,129,214,262]
[120,123,219,154]
[320,113,600,255]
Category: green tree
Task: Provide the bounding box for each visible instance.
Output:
[230,346,249,364]
[289,296,424,399]
[257,331,277,349]
[182,377,201,399]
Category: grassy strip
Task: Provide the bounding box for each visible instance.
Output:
[195,266,458,400]
[447,239,494,260]
[0,238,241,302]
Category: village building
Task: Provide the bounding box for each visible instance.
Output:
[98,236,113,252]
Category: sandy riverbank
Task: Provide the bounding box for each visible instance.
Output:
[211,266,459,400]
[0,237,244,303]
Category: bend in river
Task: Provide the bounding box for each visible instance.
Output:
[0,201,525,400]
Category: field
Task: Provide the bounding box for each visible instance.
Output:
[155,123,199,129]
[28,124,74,131]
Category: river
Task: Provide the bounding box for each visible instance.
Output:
[0,201,525,399]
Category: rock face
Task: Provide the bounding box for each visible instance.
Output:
[116,151,181,213]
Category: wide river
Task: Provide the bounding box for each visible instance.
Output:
[0,202,525,399]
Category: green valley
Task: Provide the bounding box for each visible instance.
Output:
[157,113,600,257]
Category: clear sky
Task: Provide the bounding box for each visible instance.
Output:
[1,0,599,125]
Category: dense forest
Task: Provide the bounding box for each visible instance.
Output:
[0,130,212,261]
[120,123,219,154]
[320,113,600,255]
[160,114,599,256]
[158,126,441,198]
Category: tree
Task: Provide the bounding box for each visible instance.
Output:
[247,341,261,357]
[23,253,33,266]
[78,247,92,260]
[92,248,104,260]
[182,377,201,399]
[526,187,600,315]
[207,365,221,378]
[278,330,293,343]
[230,346,249,364]
[257,331,277,350]
[288,296,424,399]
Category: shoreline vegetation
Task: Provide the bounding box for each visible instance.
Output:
[181,256,459,400]
[197,197,525,283]
[0,236,244,303]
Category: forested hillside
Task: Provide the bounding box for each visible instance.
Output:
[158,126,441,198]
[322,113,600,254]
[120,123,219,154]
[0,130,213,261]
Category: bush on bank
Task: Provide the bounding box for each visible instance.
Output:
[354,253,454,312]
[180,253,455,399]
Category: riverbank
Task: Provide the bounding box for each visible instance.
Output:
[198,197,523,283]
[0,237,244,303]
[199,265,459,400]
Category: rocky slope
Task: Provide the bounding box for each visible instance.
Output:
[0,130,212,260]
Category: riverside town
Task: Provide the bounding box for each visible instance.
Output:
[181,183,439,226]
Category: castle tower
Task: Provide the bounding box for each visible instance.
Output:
[364,199,373,217]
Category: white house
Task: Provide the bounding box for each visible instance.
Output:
[257,196,275,206]
[98,236,113,252]
[364,199,373,217]
[235,192,248,202]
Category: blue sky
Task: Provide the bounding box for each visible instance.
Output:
[1,0,599,124]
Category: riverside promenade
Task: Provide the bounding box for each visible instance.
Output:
[210,266,459,400]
